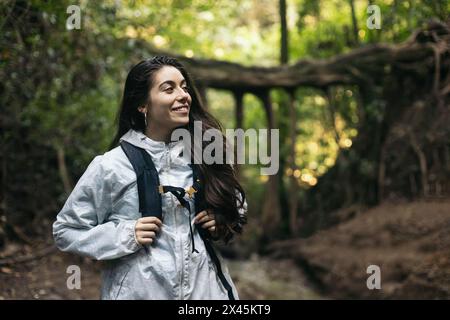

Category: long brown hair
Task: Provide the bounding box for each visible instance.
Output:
[110,56,246,242]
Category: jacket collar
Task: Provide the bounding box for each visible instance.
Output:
[119,129,186,162]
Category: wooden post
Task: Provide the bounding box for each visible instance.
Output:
[259,90,281,238]
[196,84,208,109]
[233,90,244,179]
[287,89,299,235]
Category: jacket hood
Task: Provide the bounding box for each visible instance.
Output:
[119,129,188,166]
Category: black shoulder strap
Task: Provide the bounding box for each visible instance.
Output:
[190,164,236,300]
[190,164,206,214]
[120,141,163,220]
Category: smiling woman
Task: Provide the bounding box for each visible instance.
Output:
[139,65,192,142]
[52,56,247,300]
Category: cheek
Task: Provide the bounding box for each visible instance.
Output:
[149,95,171,116]
[153,93,171,105]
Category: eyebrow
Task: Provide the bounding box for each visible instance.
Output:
[158,79,186,89]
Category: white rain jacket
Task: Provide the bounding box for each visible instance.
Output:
[53,129,247,300]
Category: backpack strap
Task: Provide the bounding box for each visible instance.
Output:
[191,164,236,300]
[190,164,205,212]
[120,141,162,219]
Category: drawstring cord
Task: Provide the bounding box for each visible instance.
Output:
[160,186,199,253]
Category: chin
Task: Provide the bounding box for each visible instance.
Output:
[171,118,189,128]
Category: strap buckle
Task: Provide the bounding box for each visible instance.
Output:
[186,186,197,198]
[158,185,164,194]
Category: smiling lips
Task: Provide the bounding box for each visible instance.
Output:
[172,104,189,113]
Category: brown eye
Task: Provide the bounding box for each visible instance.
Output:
[164,87,173,92]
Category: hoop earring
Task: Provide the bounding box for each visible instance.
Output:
[144,112,147,127]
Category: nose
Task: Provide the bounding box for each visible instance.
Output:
[176,87,190,102]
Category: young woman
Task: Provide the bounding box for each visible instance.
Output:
[53,56,247,300]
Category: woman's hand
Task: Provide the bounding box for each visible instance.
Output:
[195,210,219,239]
[134,217,162,245]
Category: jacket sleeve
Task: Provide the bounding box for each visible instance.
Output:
[52,155,141,260]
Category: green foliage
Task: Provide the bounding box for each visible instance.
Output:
[0,0,446,233]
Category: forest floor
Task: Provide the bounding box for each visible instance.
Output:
[269,199,450,299]
[0,243,323,300]
[1,199,448,300]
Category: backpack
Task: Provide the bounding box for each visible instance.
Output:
[120,140,235,300]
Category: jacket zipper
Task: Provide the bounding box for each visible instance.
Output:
[165,144,184,300]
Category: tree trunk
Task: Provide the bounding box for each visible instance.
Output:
[233,90,244,179]
[259,90,281,237]
[287,89,299,235]
[325,88,341,145]
[279,0,289,64]
[196,84,208,109]
[349,0,360,45]
[55,144,73,195]
[409,131,429,197]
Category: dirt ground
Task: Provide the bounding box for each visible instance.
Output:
[0,244,323,300]
[269,199,450,299]
[0,247,102,300]
[4,199,446,300]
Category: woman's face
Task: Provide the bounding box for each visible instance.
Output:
[145,66,192,133]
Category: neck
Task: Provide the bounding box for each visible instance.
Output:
[145,126,172,144]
